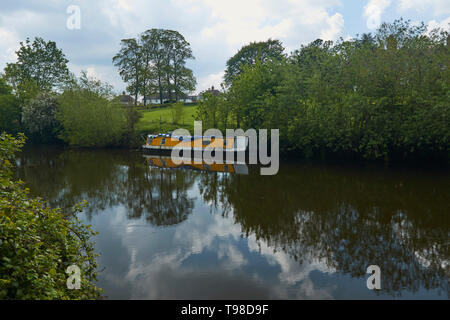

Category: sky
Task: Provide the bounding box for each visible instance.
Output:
[0,0,449,95]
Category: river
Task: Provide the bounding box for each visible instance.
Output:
[15,146,449,299]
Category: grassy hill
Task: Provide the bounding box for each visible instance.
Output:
[135,104,198,135]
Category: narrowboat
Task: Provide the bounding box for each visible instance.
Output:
[142,133,249,154]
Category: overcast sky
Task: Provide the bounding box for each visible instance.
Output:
[0,0,449,95]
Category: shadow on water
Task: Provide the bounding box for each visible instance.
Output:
[16,145,450,299]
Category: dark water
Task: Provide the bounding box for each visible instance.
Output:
[16,146,449,299]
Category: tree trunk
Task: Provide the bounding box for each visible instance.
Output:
[166,75,172,101]
[158,76,163,104]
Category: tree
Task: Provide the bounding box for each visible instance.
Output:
[21,93,60,143]
[164,30,196,101]
[173,66,196,101]
[228,60,284,129]
[140,29,167,105]
[57,73,127,147]
[113,38,142,107]
[224,39,285,86]
[0,78,21,134]
[140,29,196,104]
[3,37,70,99]
[195,91,225,129]
[170,102,185,124]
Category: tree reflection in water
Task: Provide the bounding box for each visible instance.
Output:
[198,164,449,297]
[16,147,196,226]
[16,146,449,297]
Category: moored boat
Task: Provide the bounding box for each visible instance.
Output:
[142,132,248,153]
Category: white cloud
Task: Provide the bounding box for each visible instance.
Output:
[197,71,224,94]
[364,0,391,30]
[0,27,20,70]
[398,0,450,16]
[427,16,450,32]
[320,13,345,41]
[69,63,125,93]
[197,0,344,52]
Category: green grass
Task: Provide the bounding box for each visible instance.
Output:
[135,104,198,134]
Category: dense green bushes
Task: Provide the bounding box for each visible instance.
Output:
[0,78,21,135]
[201,19,449,163]
[0,133,102,299]
[21,93,60,143]
[57,73,128,147]
[0,37,134,148]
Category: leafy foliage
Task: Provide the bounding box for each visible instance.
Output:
[221,20,450,163]
[57,73,127,147]
[170,102,185,124]
[0,78,21,134]
[21,93,60,142]
[114,29,196,105]
[3,37,70,99]
[0,133,102,299]
[224,39,285,86]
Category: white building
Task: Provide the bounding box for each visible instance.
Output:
[143,94,198,105]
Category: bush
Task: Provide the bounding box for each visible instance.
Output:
[170,102,185,124]
[57,73,127,147]
[0,133,102,299]
[0,78,21,134]
[21,93,60,143]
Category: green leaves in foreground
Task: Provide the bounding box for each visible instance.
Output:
[0,133,102,299]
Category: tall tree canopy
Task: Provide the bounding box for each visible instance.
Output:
[113,38,142,106]
[162,30,196,101]
[224,39,285,86]
[113,29,196,105]
[3,37,70,98]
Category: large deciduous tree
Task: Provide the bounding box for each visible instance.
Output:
[140,29,167,105]
[113,38,142,106]
[163,30,196,101]
[114,29,196,105]
[4,37,70,99]
[224,39,285,86]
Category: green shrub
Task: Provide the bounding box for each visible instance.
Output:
[0,133,102,299]
[0,78,21,134]
[57,73,127,147]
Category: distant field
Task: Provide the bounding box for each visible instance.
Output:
[135,104,198,135]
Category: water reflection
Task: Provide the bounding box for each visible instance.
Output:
[16,146,449,299]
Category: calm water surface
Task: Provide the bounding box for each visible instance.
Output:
[16,146,449,299]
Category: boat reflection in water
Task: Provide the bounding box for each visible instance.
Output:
[144,154,249,175]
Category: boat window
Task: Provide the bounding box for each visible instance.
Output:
[203,140,211,146]
[161,138,166,145]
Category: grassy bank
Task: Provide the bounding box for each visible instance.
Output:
[135,104,198,134]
